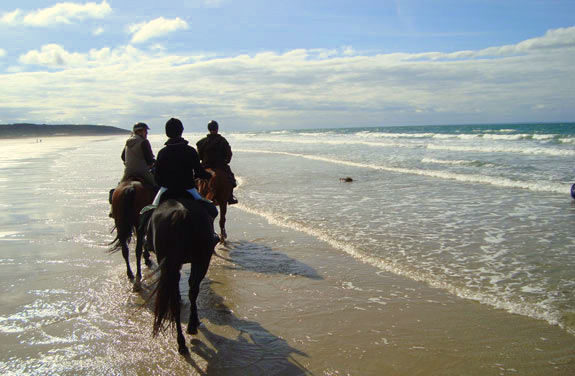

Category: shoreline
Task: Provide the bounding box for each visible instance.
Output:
[178,206,575,375]
[0,123,129,139]
[0,133,128,140]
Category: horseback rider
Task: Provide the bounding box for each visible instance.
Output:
[109,122,156,217]
[196,120,238,204]
[121,122,156,188]
[150,118,218,218]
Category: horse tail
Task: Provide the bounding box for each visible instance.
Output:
[152,208,188,336]
[109,185,136,253]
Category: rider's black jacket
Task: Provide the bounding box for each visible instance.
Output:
[154,137,211,192]
[196,133,232,169]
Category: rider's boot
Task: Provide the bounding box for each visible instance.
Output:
[228,190,238,205]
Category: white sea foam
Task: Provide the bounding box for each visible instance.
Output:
[356,131,560,142]
[421,157,493,166]
[558,137,575,144]
[0,231,20,238]
[426,144,575,157]
[234,203,563,332]
[355,131,435,139]
[231,133,573,157]
[236,149,569,194]
[231,134,409,149]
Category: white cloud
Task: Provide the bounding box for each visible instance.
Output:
[471,26,575,58]
[129,17,189,44]
[0,10,22,24]
[0,48,6,57]
[381,26,575,63]
[18,44,159,67]
[19,44,87,67]
[92,26,105,35]
[0,1,112,26]
[2,26,574,129]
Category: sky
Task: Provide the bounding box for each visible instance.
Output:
[0,1,574,132]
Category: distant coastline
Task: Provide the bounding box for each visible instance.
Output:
[0,123,130,138]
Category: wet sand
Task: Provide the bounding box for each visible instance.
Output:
[1,135,574,375]
[169,206,575,375]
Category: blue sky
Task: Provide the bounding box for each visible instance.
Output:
[0,0,574,132]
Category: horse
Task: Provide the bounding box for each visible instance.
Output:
[147,195,215,355]
[109,179,154,290]
[196,168,233,242]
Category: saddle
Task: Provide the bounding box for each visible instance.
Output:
[140,189,218,219]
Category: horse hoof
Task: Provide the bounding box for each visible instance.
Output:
[187,326,198,335]
[132,281,142,292]
[178,345,189,356]
[144,259,153,268]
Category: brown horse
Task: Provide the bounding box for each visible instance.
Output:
[109,179,154,290]
[147,195,214,355]
[197,168,233,241]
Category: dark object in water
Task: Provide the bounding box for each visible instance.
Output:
[571,183,575,199]
[340,177,353,182]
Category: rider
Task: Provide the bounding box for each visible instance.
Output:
[196,120,238,204]
[109,122,156,217]
[151,118,218,218]
[121,122,156,188]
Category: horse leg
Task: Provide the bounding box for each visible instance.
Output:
[138,208,154,268]
[143,249,152,268]
[133,231,144,292]
[219,202,228,241]
[187,261,210,335]
[172,271,188,355]
[121,241,134,281]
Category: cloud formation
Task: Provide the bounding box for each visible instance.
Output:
[19,44,158,67]
[2,26,574,129]
[129,17,189,44]
[0,1,111,26]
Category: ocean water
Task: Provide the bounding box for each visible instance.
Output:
[229,122,575,334]
[1,122,575,374]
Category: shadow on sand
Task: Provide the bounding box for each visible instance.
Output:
[215,240,323,280]
[190,278,312,375]
[134,239,317,375]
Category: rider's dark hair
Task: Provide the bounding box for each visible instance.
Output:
[207,120,219,132]
[165,118,183,138]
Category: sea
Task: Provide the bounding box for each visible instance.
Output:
[1,122,575,375]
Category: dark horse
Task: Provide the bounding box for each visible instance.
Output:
[147,195,214,355]
[109,179,154,290]
[197,168,233,242]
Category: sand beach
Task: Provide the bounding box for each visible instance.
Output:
[2,130,575,375]
[164,206,575,375]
